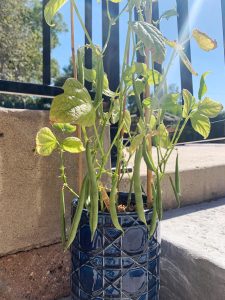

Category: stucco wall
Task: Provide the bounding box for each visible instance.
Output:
[0,108,111,256]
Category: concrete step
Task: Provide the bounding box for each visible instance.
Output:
[160,198,225,300]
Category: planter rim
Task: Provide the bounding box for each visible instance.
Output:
[72,192,153,217]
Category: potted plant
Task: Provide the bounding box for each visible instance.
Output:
[36,0,223,299]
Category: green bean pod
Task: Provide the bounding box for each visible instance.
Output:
[110,174,124,232]
[143,138,156,172]
[149,184,158,238]
[65,175,89,250]
[86,141,99,240]
[156,171,163,220]
[134,145,147,226]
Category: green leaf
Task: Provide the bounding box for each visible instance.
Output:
[198,72,210,100]
[102,73,116,97]
[124,110,131,133]
[52,123,77,133]
[132,21,166,64]
[159,8,178,21]
[61,137,85,153]
[134,78,146,95]
[50,78,95,127]
[192,29,217,52]
[149,114,157,130]
[190,112,210,139]
[129,134,144,154]
[84,68,96,82]
[111,99,120,124]
[182,89,195,118]
[154,123,170,148]
[143,97,151,108]
[160,93,181,116]
[36,127,57,156]
[147,69,161,86]
[198,97,223,118]
[134,62,148,75]
[44,0,68,26]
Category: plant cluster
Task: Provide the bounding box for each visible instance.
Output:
[36,0,223,249]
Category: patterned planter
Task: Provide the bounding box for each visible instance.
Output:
[71,193,160,300]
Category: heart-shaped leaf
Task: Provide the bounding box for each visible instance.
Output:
[198,97,223,118]
[50,78,95,127]
[44,0,68,26]
[190,112,210,139]
[182,89,196,118]
[61,137,85,153]
[36,127,57,156]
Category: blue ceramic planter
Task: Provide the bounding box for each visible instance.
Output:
[71,193,160,300]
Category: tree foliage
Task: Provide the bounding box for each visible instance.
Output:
[0,0,66,83]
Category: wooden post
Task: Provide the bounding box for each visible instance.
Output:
[70,1,83,193]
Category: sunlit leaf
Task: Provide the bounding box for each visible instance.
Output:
[147,69,162,86]
[198,97,223,118]
[61,137,85,153]
[50,78,95,127]
[198,72,210,100]
[190,112,210,139]
[132,21,166,64]
[134,62,148,75]
[182,89,195,118]
[149,114,157,130]
[36,127,57,156]
[111,99,120,124]
[192,29,217,51]
[44,0,68,26]
[52,123,77,133]
[143,97,151,108]
[84,68,96,82]
[154,123,170,148]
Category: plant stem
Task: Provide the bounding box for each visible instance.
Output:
[71,0,97,53]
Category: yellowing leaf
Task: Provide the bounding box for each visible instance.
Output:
[154,123,170,148]
[44,0,68,26]
[198,97,223,118]
[36,127,57,156]
[61,137,85,153]
[192,29,217,52]
[190,112,210,139]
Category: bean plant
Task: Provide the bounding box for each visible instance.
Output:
[36,0,223,249]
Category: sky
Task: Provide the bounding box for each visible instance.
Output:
[52,0,225,106]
